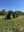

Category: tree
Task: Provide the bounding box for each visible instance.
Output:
[8,10,13,14]
[15,11,18,18]
[1,9,7,15]
[15,10,23,15]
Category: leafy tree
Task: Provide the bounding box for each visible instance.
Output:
[8,10,13,15]
[15,10,23,15]
[1,9,7,15]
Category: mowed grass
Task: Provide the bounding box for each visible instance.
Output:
[0,15,24,32]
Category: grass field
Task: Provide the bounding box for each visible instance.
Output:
[0,15,24,32]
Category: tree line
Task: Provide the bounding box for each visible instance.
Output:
[0,9,24,16]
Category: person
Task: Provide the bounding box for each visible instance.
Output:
[7,13,11,19]
[13,13,15,19]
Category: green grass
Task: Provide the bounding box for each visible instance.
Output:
[0,15,24,32]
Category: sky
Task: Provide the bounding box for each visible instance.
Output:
[0,0,24,12]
